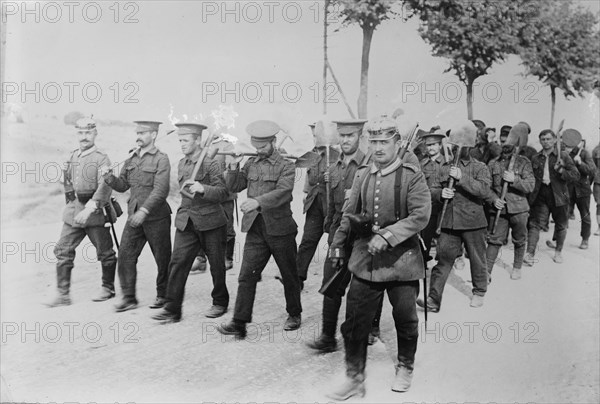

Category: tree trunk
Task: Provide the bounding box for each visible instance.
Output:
[358,26,374,119]
[466,78,474,120]
[550,85,556,129]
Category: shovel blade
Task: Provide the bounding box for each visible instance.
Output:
[447,121,478,147]
[294,151,320,168]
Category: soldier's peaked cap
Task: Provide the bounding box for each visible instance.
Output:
[134,121,162,133]
[562,129,582,147]
[246,120,280,142]
[332,119,368,134]
[175,123,207,136]
[75,117,96,130]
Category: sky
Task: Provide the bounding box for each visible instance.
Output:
[2,0,599,144]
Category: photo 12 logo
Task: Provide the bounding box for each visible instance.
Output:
[201,81,340,104]
[1,1,140,24]
[1,82,140,104]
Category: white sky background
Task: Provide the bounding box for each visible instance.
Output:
[3,0,600,143]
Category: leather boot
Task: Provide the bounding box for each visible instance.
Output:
[510,267,522,280]
[327,338,367,400]
[190,256,207,274]
[326,377,365,401]
[307,333,337,353]
[391,365,413,392]
[217,319,247,339]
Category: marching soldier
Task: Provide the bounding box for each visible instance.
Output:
[484,123,535,281]
[190,132,238,273]
[326,118,431,399]
[296,122,339,290]
[524,129,579,265]
[559,129,595,250]
[419,121,491,311]
[593,141,600,236]
[48,117,117,306]
[101,121,172,312]
[307,119,369,353]
[419,129,446,262]
[218,120,302,338]
[152,123,230,322]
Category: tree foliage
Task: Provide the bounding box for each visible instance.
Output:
[519,0,600,127]
[406,0,537,118]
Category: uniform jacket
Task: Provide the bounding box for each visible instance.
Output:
[62,146,112,228]
[175,155,228,232]
[324,149,368,232]
[104,146,171,221]
[486,154,535,214]
[529,149,580,207]
[226,150,297,236]
[431,156,491,230]
[420,153,446,211]
[568,148,596,198]
[470,142,501,164]
[331,157,431,283]
[303,146,340,213]
[207,137,237,202]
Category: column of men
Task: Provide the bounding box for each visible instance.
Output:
[47,115,597,399]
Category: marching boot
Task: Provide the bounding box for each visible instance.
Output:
[391,365,413,393]
[47,266,72,307]
[326,339,367,401]
[510,267,522,280]
[190,255,207,274]
[94,262,116,301]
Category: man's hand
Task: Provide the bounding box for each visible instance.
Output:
[74,207,95,225]
[502,170,515,183]
[441,187,455,199]
[574,155,582,165]
[331,257,345,268]
[323,171,330,183]
[493,198,506,210]
[227,152,244,168]
[99,165,113,178]
[554,160,565,173]
[449,166,462,181]
[240,198,260,213]
[367,234,389,255]
[184,180,205,195]
[128,210,147,228]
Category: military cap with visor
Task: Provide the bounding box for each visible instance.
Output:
[175,123,208,136]
[134,121,162,133]
[333,119,368,135]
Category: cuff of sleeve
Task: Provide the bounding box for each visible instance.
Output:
[85,200,98,210]
[139,207,150,215]
[378,229,398,247]
[328,247,345,259]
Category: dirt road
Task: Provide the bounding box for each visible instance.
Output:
[1,198,598,403]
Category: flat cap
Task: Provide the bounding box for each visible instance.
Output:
[175,123,207,136]
[134,121,162,133]
[562,128,582,147]
[333,119,368,135]
[75,117,96,130]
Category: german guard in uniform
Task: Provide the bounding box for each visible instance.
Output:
[152,123,230,322]
[48,117,117,306]
[326,119,431,399]
[101,121,172,312]
[484,123,535,281]
[218,120,302,339]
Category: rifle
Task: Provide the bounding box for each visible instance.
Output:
[319,123,419,298]
[436,147,462,236]
[180,131,217,199]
